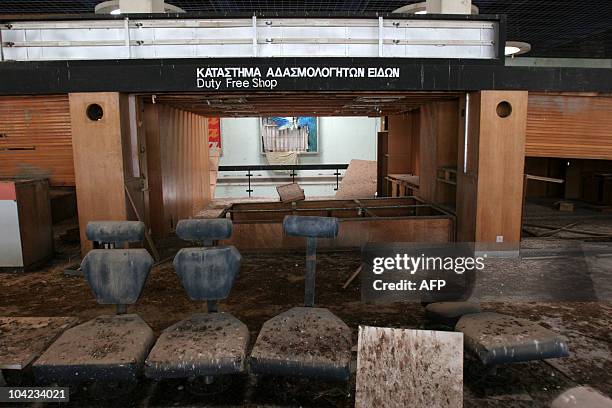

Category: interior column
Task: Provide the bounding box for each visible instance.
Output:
[70,92,130,255]
[456,90,528,254]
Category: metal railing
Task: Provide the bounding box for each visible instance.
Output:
[217,164,349,197]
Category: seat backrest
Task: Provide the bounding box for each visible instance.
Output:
[176,219,233,244]
[86,221,145,245]
[283,215,339,238]
[173,246,242,301]
[81,248,153,304]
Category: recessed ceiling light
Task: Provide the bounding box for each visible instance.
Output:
[110,8,121,15]
[505,41,531,56]
[415,10,427,14]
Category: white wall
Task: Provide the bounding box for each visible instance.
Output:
[216,116,378,198]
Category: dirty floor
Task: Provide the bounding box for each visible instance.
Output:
[0,206,611,407]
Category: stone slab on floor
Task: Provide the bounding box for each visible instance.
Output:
[356,327,463,408]
[33,314,155,383]
[250,307,352,381]
[0,317,78,370]
[145,313,249,379]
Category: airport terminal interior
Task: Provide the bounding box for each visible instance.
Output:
[0,0,611,407]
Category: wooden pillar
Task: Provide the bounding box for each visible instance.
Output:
[376,131,389,197]
[70,93,129,255]
[418,100,459,204]
[456,91,528,253]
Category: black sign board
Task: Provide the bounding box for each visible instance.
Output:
[0,58,611,94]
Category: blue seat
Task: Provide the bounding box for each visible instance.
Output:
[283,215,339,238]
[81,249,153,305]
[176,219,233,243]
[173,246,241,301]
[145,237,248,381]
[86,221,145,244]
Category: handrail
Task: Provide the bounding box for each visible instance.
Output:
[217,163,349,197]
[218,164,348,171]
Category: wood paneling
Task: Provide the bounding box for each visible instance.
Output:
[524,157,566,198]
[223,218,452,250]
[376,131,388,196]
[526,94,612,159]
[145,103,211,237]
[15,179,54,269]
[378,111,420,197]
[70,93,128,254]
[456,93,479,243]
[0,95,74,186]
[387,112,419,175]
[419,100,459,204]
[456,91,528,249]
[475,91,528,247]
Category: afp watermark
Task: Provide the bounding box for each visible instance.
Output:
[361,243,481,304]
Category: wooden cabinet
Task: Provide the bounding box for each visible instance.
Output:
[0,178,53,271]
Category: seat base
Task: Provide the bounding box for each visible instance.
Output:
[552,386,612,408]
[145,313,249,379]
[456,312,569,366]
[250,307,352,381]
[33,314,155,383]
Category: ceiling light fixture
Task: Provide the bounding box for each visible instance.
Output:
[504,41,531,57]
[393,2,479,15]
[94,0,185,14]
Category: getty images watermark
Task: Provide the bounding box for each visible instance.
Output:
[361,241,612,303]
[361,243,481,303]
[370,253,486,292]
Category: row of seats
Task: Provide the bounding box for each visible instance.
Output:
[33,216,353,392]
[22,216,611,407]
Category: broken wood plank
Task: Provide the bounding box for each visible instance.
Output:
[276,183,305,203]
[525,174,565,183]
[356,326,463,408]
[342,264,364,289]
[540,221,581,237]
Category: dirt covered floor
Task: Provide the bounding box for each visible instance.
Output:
[0,216,611,407]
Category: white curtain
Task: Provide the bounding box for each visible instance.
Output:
[262,124,308,152]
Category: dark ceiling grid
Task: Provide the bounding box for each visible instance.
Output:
[0,0,610,58]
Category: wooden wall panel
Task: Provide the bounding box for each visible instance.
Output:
[455,91,528,250]
[145,103,211,237]
[475,91,528,248]
[387,112,419,175]
[0,95,74,186]
[223,218,452,250]
[376,131,389,196]
[456,93,480,243]
[15,179,54,269]
[70,93,128,254]
[526,94,612,159]
[419,100,459,204]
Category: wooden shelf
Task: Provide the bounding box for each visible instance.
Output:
[436,166,457,187]
[436,177,457,186]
